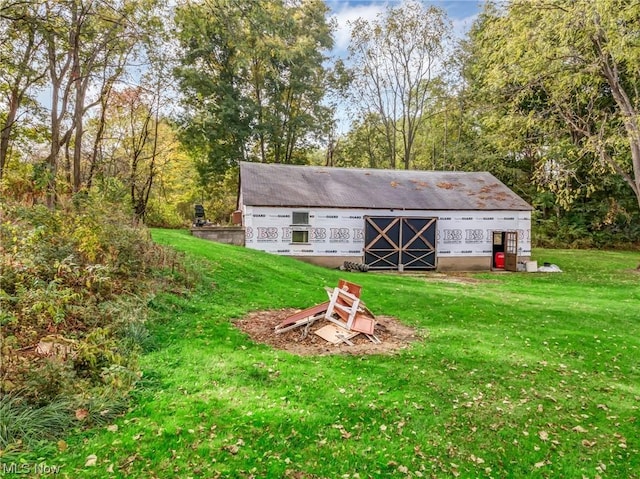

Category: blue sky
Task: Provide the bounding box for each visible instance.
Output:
[326,0,484,56]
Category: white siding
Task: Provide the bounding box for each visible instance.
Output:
[242,206,531,258]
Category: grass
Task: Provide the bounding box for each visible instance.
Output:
[0,395,74,450]
[8,229,639,478]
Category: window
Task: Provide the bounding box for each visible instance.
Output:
[292,230,309,243]
[292,211,309,225]
[291,211,310,243]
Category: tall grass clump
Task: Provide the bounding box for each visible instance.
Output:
[0,394,73,449]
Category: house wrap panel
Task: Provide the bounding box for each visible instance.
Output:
[242,206,531,258]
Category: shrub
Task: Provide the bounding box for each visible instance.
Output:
[0,195,187,452]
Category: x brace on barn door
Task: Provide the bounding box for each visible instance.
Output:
[401,218,437,269]
[363,217,401,269]
[364,216,437,270]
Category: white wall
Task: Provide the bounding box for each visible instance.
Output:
[242,206,531,258]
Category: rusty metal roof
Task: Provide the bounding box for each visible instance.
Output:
[239,162,532,211]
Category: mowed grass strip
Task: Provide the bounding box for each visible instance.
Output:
[29,229,639,478]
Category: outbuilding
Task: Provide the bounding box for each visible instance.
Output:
[237,162,532,271]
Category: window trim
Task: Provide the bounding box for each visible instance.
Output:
[291,230,310,244]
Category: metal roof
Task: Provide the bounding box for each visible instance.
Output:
[239,162,532,211]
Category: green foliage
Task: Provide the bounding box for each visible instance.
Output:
[144,200,186,228]
[197,166,239,225]
[450,0,640,248]
[79,393,129,427]
[174,0,335,177]
[463,0,640,211]
[0,196,186,452]
[331,114,393,169]
[23,359,79,406]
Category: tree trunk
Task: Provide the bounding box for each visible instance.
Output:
[594,18,640,210]
[0,91,19,181]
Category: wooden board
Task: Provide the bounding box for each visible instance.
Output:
[279,302,329,328]
[350,313,375,335]
[314,324,359,344]
[275,314,322,334]
[337,279,361,298]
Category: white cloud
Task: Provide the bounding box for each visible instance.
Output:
[330,3,385,56]
[451,12,479,38]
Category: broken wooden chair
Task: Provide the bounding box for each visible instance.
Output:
[275,279,380,345]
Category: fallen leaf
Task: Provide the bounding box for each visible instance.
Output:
[107,464,114,473]
[120,454,138,469]
[397,465,408,474]
[538,430,549,441]
[57,440,67,452]
[85,454,98,467]
[534,461,547,468]
[582,439,596,447]
[223,444,239,454]
[76,409,89,421]
[107,424,118,433]
[572,425,588,433]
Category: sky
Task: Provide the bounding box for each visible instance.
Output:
[326,0,484,57]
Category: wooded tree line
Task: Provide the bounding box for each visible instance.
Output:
[0,0,191,223]
[1,0,638,245]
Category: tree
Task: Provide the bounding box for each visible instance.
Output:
[0,0,163,205]
[174,0,335,180]
[330,114,391,169]
[347,0,451,170]
[0,1,46,181]
[465,0,640,211]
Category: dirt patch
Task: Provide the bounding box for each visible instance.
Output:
[233,309,422,356]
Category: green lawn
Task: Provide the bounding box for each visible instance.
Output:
[21,230,640,478]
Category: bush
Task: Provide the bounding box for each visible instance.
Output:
[0,196,186,452]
